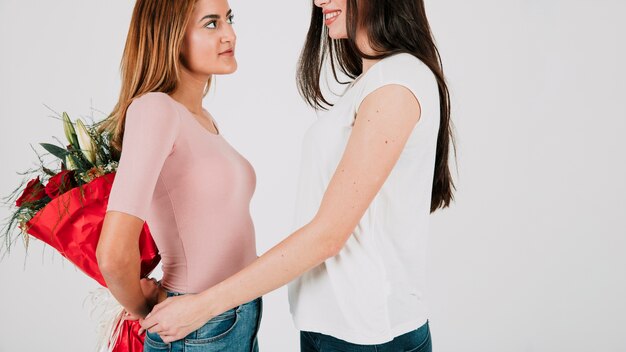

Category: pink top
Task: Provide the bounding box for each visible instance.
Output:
[106,92,258,293]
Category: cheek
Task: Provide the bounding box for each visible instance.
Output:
[329,17,349,39]
[184,32,220,67]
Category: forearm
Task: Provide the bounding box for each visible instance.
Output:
[99,251,150,318]
[198,220,338,320]
[97,212,152,317]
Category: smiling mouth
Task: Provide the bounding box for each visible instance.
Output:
[325,10,341,20]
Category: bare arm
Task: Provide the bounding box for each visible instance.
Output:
[142,85,421,341]
[97,93,177,319]
[96,211,152,318]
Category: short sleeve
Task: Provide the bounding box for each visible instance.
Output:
[106,92,181,221]
[354,53,436,118]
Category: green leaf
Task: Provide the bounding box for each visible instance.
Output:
[40,143,68,161]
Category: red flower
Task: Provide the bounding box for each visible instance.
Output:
[44,170,76,200]
[15,177,46,207]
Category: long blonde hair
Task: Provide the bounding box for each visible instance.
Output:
[100,0,210,151]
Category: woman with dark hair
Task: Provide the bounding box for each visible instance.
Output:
[141,0,454,350]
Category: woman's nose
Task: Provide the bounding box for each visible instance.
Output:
[314,0,330,7]
[221,24,236,43]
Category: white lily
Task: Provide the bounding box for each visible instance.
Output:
[66,155,78,170]
[62,112,79,149]
[76,119,96,164]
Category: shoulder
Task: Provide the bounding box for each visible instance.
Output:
[126,92,180,125]
[372,53,434,83]
[356,54,431,112]
[359,53,438,107]
[128,92,177,112]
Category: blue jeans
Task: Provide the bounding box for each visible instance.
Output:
[144,291,263,352]
[300,321,431,352]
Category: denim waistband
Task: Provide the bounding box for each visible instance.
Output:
[166,290,185,297]
[165,290,262,306]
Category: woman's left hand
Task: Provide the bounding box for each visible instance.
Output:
[138,294,211,343]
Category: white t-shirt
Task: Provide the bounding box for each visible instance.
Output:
[288,53,440,345]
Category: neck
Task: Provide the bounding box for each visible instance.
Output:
[362,58,378,74]
[169,67,209,115]
[356,30,380,75]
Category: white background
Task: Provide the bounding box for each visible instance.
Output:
[1,0,625,351]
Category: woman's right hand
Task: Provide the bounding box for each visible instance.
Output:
[125,278,166,321]
[124,278,167,320]
[140,277,167,308]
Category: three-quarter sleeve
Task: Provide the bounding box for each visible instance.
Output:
[106,92,181,221]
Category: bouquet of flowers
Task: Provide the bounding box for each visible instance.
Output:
[2,111,160,352]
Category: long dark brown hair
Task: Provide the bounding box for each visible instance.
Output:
[297,0,455,213]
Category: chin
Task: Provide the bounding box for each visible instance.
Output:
[213,62,238,75]
[328,28,348,40]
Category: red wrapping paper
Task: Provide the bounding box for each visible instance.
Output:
[25,172,159,351]
[113,318,146,352]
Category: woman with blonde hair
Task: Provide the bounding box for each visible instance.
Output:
[141,0,454,351]
[96,0,262,351]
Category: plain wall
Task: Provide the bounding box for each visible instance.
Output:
[1,0,625,351]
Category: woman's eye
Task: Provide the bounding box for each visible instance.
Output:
[205,21,217,29]
[227,15,235,24]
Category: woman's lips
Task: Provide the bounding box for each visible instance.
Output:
[219,49,234,56]
[324,10,341,26]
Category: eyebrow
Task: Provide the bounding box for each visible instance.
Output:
[199,9,233,22]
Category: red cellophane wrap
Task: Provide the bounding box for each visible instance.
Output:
[25,172,160,352]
